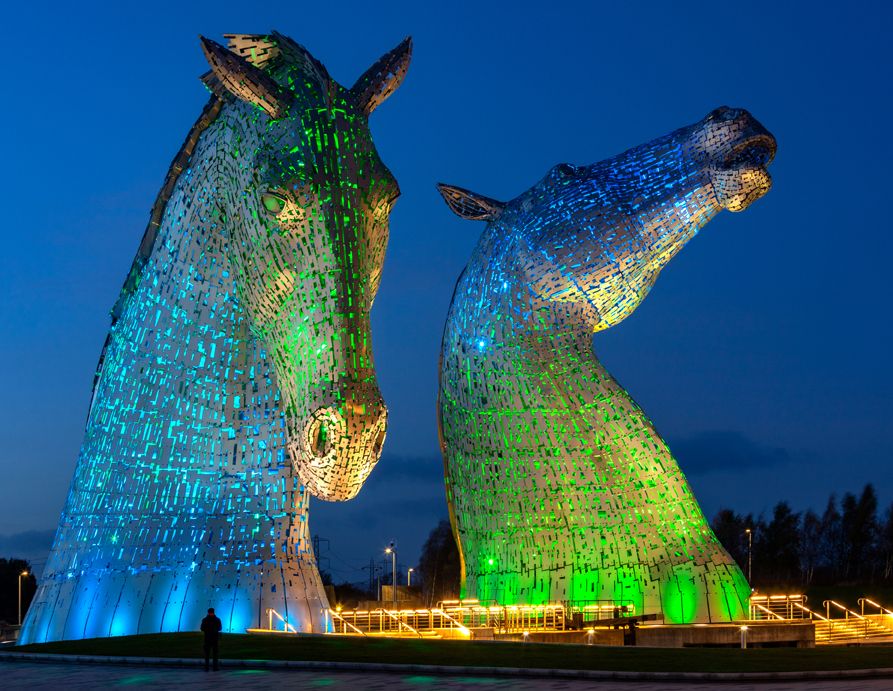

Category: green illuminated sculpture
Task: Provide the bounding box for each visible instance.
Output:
[437,107,776,622]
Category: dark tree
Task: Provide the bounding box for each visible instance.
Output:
[758,502,801,585]
[332,581,372,609]
[0,559,37,625]
[881,502,893,582]
[819,496,844,582]
[840,492,858,579]
[840,484,880,582]
[798,509,822,585]
[711,509,748,571]
[417,519,461,606]
[712,487,891,589]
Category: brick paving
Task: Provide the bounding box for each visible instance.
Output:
[1,660,893,690]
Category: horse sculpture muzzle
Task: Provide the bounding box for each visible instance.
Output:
[705,107,777,212]
[298,379,387,502]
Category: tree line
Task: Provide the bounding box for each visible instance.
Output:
[416,519,461,606]
[712,484,893,588]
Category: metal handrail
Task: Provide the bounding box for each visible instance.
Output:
[430,608,470,636]
[748,593,808,620]
[793,601,828,621]
[266,608,297,633]
[823,599,863,620]
[381,608,423,637]
[858,598,893,617]
[329,609,367,636]
[752,602,786,620]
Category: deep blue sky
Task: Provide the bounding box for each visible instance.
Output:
[1,1,891,582]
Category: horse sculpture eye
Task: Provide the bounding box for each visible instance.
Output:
[261,192,286,215]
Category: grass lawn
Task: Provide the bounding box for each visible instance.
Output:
[6,633,893,674]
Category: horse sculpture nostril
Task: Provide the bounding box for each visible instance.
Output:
[372,426,386,456]
[310,420,329,457]
[371,403,387,455]
[303,407,345,460]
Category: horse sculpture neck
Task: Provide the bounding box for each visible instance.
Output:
[438,112,772,622]
[26,98,328,643]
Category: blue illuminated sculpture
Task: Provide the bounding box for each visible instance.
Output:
[21,32,410,643]
[437,107,776,622]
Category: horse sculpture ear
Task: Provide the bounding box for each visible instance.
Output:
[436,183,506,221]
[199,36,292,119]
[350,37,413,115]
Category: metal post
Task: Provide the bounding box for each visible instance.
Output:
[376,566,382,602]
[385,545,397,607]
[407,567,414,587]
[745,528,753,583]
[740,625,748,649]
[18,571,28,627]
[391,551,397,606]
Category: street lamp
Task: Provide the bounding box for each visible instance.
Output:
[18,570,29,626]
[745,528,753,584]
[407,567,414,587]
[384,544,397,607]
[375,565,382,601]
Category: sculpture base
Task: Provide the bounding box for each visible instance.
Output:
[20,561,330,644]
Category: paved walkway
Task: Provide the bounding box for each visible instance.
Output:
[1,660,893,690]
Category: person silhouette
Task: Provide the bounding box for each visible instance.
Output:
[200,607,222,671]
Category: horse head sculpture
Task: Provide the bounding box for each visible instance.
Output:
[200,33,409,501]
[22,32,410,643]
[439,107,775,332]
[437,107,775,623]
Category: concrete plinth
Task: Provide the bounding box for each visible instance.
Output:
[635,622,815,648]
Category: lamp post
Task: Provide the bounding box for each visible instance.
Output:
[745,528,753,584]
[407,567,414,587]
[375,565,382,601]
[384,544,397,607]
[18,570,29,626]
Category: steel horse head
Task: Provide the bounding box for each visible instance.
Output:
[21,31,411,643]
[436,106,776,622]
[200,33,411,501]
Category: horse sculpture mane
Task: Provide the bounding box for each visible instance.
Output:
[22,31,411,643]
[437,107,776,623]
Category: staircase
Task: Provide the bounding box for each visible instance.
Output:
[750,594,893,645]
